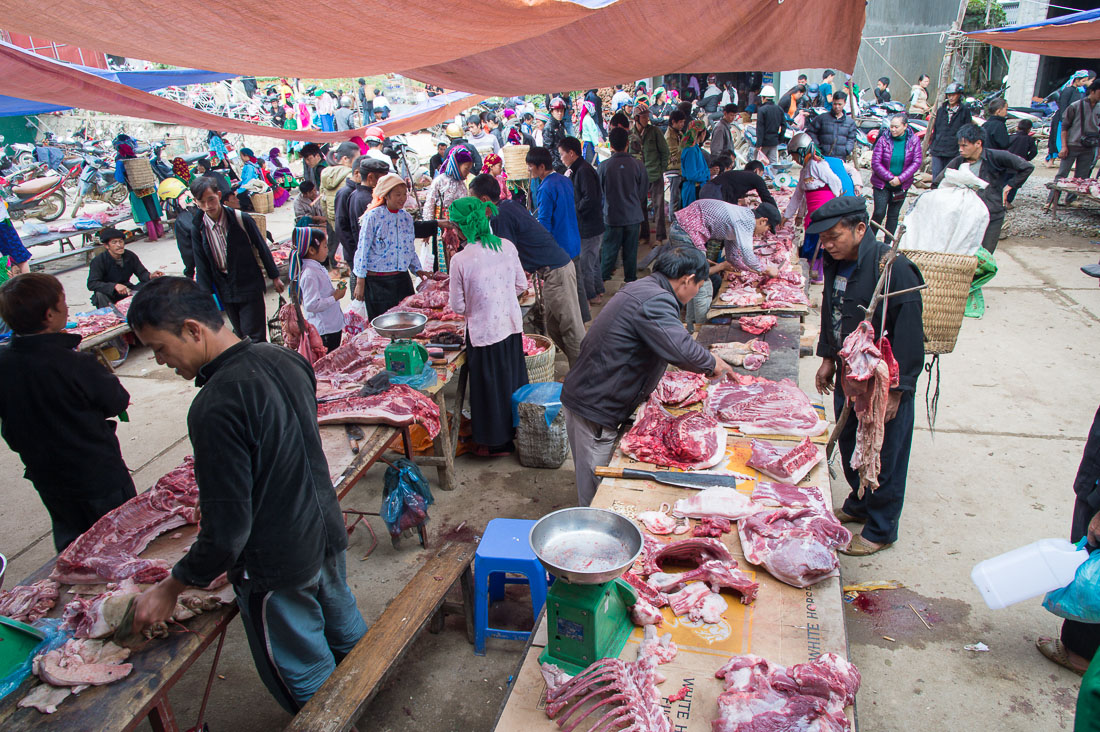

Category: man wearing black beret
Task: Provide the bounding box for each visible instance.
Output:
[809,196,925,556]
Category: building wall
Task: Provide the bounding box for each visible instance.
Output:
[1004,0,1048,106]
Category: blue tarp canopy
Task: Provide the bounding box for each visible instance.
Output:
[968,8,1100,58]
[0,65,237,117]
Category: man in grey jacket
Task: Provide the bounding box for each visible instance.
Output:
[1049,79,1100,208]
[561,246,734,505]
[709,104,738,161]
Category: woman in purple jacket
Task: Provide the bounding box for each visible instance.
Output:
[870,114,923,238]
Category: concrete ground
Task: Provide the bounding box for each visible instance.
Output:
[1,161,1098,730]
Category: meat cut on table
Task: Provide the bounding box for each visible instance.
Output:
[648,558,759,605]
[738,315,777,335]
[752,481,827,511]
[315,384,442,438]
[620,398,726,470]
[542,625,677,732]
[652,370,709,407]
[738,508,852,588]
[747,437,823,484]
[712,652,860,732]
[65,311,124,338]
[709,377,827,437]
[692,515,733,537]
[670,486,762,521]
[20,639,134,714]
[0,578,59,623]
[399,288,450,310]
[760,277,809,308]
[51,457,199,586]
[636,502,687,535]
[311,328,388,388]
[710,339,770,371]
[641,535,734,576]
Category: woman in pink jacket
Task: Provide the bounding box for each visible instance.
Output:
[870,114,923,238]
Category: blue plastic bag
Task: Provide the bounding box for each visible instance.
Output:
[380,458,434,538]
[0,618,70,702]
[1043,540,1100,624]
[511,382,563,428]
[389,362,438,390]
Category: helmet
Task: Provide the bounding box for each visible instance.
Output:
[633,103,650,118]
[365,125,385,144]
[945,82,964,95]
[549,97,566,110]
[156,177,187,201]
[808,83,820,94]
[445,122,462,138]
[788,131,815,159]
[760,85,776,98]
[339,95,352,108]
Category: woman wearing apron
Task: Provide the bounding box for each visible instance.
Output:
[785,132,844,284]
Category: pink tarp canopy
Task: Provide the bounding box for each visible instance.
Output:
[0,0,866,93]
[968,8,1100,59]
[0,41,483,138]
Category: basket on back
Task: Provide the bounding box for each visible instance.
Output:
[122,158,156,193]
[900,249,978,355]
[502,145,530,180]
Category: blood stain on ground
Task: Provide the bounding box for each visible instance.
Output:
[844,588,972,649]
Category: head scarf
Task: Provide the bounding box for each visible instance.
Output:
[481,153,503,174]
[442,147,473,182]
[116,143,135,159]
[535,112,550,124]
[447,197,501,251]
[350,135,369,155]
[507,127,523,145]
[287,226,313,283]
[683,120,706,148]
[172,157,191,183]
[635,94,650,107]
[503,108,516,119]
[239,147,254,161]
[267,147,284,166]
[369,173,407,210]
[653,87,666,103]
[579,100,596,131]
[670,89,679,100]
[1060,69,1093,91]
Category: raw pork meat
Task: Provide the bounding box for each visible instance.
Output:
[747,437,823,484]
[522,335,547,356]
[760,278,809,308]
[631,596,665,626]
[671,487,761,521]
[692,516,733,537]
[399,289,450,310]
[738,508,852,588]
[839,323,900,492]
[311,329,388,387]
[543,625,676,732]
[416,321,466,342]
[0,579,59,623]
[19,684,74,714]
[315,384,441,438]
[622,569,669,608]
[643,536,734,575]
[720,285,765,307]
[648,559,759,604]
[620,399,726,470]
[637,503,687,535]
[710,340,769,371]
[113,296,134,318]
[709,378,827,437]
[33,638,132,687]
[667,581,710,615]
[51,458,199,585]
[652,370,709,407]
[738,315,777,335]
[65,311,124,338]
[752,482,827,511]
[712,652,860,732]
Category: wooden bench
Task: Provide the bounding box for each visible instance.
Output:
[29,244,101,274]
[285,540,475,732]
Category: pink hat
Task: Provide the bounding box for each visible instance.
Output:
[503,108,516,119]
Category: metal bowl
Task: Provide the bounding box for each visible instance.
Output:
[529,508,643,585]
[371,311,427,340]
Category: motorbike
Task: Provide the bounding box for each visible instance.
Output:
[71,154,129,212]
[1,162,77,222]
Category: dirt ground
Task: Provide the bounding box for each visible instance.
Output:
[1,159,1097,731]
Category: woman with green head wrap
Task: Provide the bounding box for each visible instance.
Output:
[679,120,711,206]
[446,196,529,456]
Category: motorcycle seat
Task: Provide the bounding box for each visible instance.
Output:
[12,175,61,196]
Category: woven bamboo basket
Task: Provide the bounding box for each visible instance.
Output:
[900,249,979,356]
[502,145,530,180]
[250,212,267,240]
[251,190,275,214]
[524,334,556,383]
[122,158,156,190]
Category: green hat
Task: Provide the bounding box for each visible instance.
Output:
[314,89,325,97]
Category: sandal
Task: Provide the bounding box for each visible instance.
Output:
[838,535,892,556]
[834,509,865,524]
[1036,637,1087,676]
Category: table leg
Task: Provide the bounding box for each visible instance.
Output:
[430,388,456,491]
[459,562,475,644]
[147,697,179,732]
[191,624,228,731]
[94,345,116,372]
[451,363,468,454]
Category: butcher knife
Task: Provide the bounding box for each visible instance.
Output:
[345,424,365,454]
[594,466,749,490]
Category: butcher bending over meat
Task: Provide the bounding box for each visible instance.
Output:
[126,277,366,714]
[809,196,924,556]
[561,246,735,506]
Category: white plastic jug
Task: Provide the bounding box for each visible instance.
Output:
[971,538,1089,610]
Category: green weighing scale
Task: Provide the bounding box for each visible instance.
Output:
[371,311,430,376]
[530,507,644,675]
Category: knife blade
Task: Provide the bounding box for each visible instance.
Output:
[594,466,750,490]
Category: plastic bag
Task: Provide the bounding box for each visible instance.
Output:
[345,299,369,336]
[0,618,69,702]
[965,248,998,319]
[511,382,563,428]
[1043,540,1100,624]
[380,458,434,538]
[389,362,437,390]
[902,188,989,256]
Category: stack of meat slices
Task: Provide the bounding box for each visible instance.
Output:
[652,370,709,407]
[620,398,726,470]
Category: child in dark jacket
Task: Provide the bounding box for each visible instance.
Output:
[1005,119,1038,206]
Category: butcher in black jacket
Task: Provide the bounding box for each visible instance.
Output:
[0,273,136,551]
[933,123,1034,253]
[1037,404,1100,675]
[189,176,284,342]
[700,162,777,208]
[86,227,162,307]
[810,196,924,556]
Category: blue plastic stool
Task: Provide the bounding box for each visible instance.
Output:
[474,518,549,655]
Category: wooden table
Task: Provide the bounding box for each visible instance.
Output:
[0,526,238,732]
[20,214,136,251]
[1046,181,1100,219]
[415,350,467,492]
[76,323,132,372]
[697,314,800,383]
